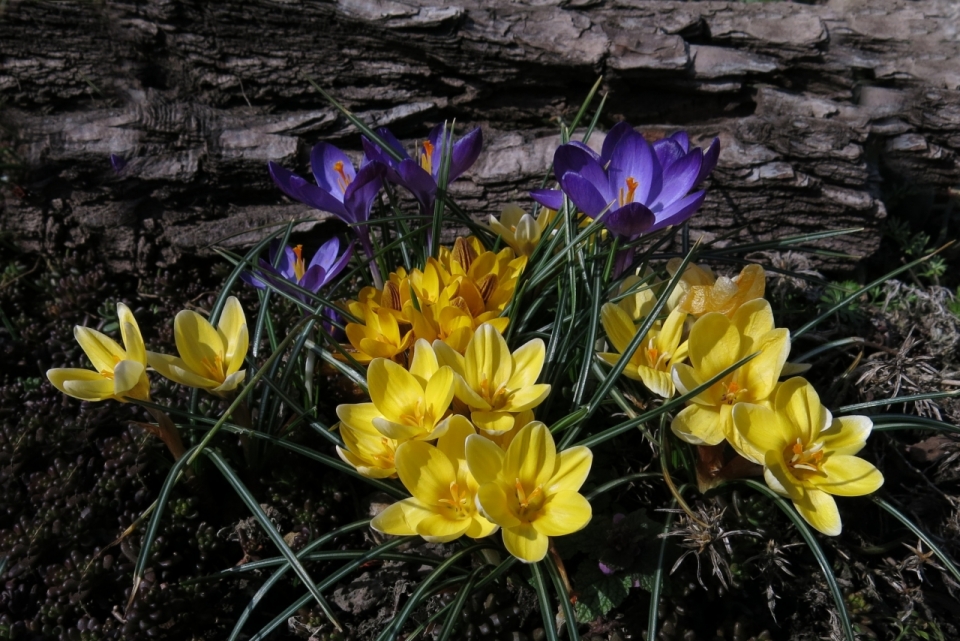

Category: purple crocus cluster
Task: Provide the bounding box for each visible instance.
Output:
[533,122,719,240]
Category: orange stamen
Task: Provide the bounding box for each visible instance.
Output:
[619,176,640,206]
[292,245,306,281]
[420,140,434,173]
[332,161,351,193]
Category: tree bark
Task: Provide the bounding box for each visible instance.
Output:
[2,0,959,272]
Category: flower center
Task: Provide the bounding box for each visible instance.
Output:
[420,140,434,174]
[373,438,396,467]
[619,176,640,207]
[438,481,471,519]
[199,354,225,382]
[645,337,671,371]
[786,438,825,475]
[479,373,509,410]
[332,161,352,193]
[721,380,747,404]
[515,478,545,519]
[292,245,306,281]
[399,398,428,429]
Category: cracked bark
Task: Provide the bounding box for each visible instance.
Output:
[2,0,959,273]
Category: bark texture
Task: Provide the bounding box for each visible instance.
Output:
[2,0,959,272]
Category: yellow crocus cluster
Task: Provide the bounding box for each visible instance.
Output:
[342,237,526,362]
[600,262,883,535]
[339,321,593,563]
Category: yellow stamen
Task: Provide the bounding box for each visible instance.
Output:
[438,481,470,518]
[787,438,825,473]
[332,161,352,193]
[420,140,434,173]
[292,245,306,281]
[721,380,746,404]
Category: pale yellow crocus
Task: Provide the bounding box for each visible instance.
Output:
[336,404,400,479]
[466,422,593,563]
[147,296,248,396]
[341,339,454,442]
[670,299,790,448]
[665,258,717,311]
[487,205,542,257]
[731,377,883,536]
[676,264,766,318]
[47,303,150,403]
[599,303,688,398]
[433,324,550,435]
[371,416,498,542]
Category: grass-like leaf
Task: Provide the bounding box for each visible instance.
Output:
[647,502,677,641]
[437,566,486,641]
[872,496,960,585]
[871,414,960,436]
[739,479,855,641]
[586,472,662,501]
[544,553,580,641]
[836,389,960,414]
[529,561,560,641]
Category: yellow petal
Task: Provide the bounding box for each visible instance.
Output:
[416,514,472,543]
[533,491,591,536]
[213,370,245,395]
[465,434,505,484]
[476,482,521,528]
[820,416,872,456]
[688,313,740,380]
[763,450,803,501]
[218,297,248,374]
[465,514,500,539]
[503,384,551,412]
[505,339,546,390]
[657,308,687,355]
[514,213,540,255]
[433,339,466,376]
[732,298,775,350]
[147,351,219,389]
[504,422,556,488]
[472,411,515,435]
[601,303,637,356]
[454,372,491,411]
[671,404,725,446]
[396,440,456,505]
[371,499,430,535]
[815,455,883,496]
[174,310,224,381]
[336,402,381,432]
[368,359,423,423]
[548,446,592,493]
[437,414,475,463]
[465,324,513,392]
[636,366,673,398]
[372,418,426,442]
[47,368,113,402]
[793,488,841,536]
[502,523,548,563]
[731,402,786,464]
[113,360,146,398]
[423,366,455,423]
[774,377,822,444]
[74,326,125,374]
[117,303,146,364]
[408,339,440,387]
[741,328,790,403]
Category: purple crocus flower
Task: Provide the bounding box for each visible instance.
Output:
[241,236,353,306]
[534,124,719,239]
[361,124,483,212]
[268,143,382,267]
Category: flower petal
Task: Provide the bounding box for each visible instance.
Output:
[742,329,790,403]
[47,368,113,402]
[794,488,842,536]
[502,523,548,563]
[504,422,556,488]
[502,384,551,413]
[416,514,472,543]
[174,310,224,382]
[476,482,521,528]
[368,358,423,423]
[671,404,725,446]
[336,402,382,432]
[602,202,655,240]
[371,499,429,536]
[113,360,146,398]
[533,490,591,536]
[601,302,637,356]
[654,148,702,210]
[696,138,721,186]
[559,171,612,220]
[117,303,146,364]
[424,366,455,424]
[466,515,500,539]
[609,131,661,205]
[688,313,739,380]
[147,351,219,389]
[218,297,248,376]
[396,440,456,505]
[450,127,483,181]
[815,455,884,496]
[466,434,506,485]
[472,411,515,435]
[505,339,546,390]
[74,326,125,374]
[310,143,356,196]
[549,446,592,494]
[820,416,872,456]
[733,298,775,349]
[530,188,564,211]
[774,377,822,444]
[437,415,475,463]
[647,190,706,232]
[465,324,513,392]
[409,339,440,388]
[731,402,787,464]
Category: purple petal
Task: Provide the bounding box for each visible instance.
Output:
[598,561,615,576]
[308,236,340,271]
[362,128,411,168]
[343,162,384,224]
[653,139,685,173]
[299,264,328,293]
[427,123,445,176]
[269,162,349,219]
[603,202,655,239]
[530,188,564,211]
[669,131,690,153]
[326,240,354,282]
[396,159,437,211]
[240,270,268,290]
[449,127,482,181]
[695,138,720,187]
[608,132,662,206]
[648,190,706,232]
[553,143,601,185]
[654,148,702,211]
[310,143,356,197]
[559,171,613,219]
[276,247,297,280]
[600,122,635,165]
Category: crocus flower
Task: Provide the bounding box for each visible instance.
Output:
[339,339,454,442]
[466,422,593,562]
[731,377,883,535]
[241,237,353,305]
[47,303,150,403]
[147,297,249,397]
[676,264,766,318]
[268,143,382,265]
[487,205,542,257]
[540,124,719,240]
[433,324,550,435]
[599,303,688,398]
[362,124,482,212]
[371,416,499,542]
[670,299,790,448]
[336,405,400,478]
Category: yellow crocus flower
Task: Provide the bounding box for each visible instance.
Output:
[344,303,414,363]
[670,299,790,448]
[466,422,592,562]
[147,296,248,397]
[487,204,542,257]
[341,339,454,442]
[433,324,550,434]
[676,264,766,318]
[731,377,883,535]
[47,303,150,403]
[664,258,716,311]
[371,416,498,542]
[335,404,400,479]
[598,303,688,398]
